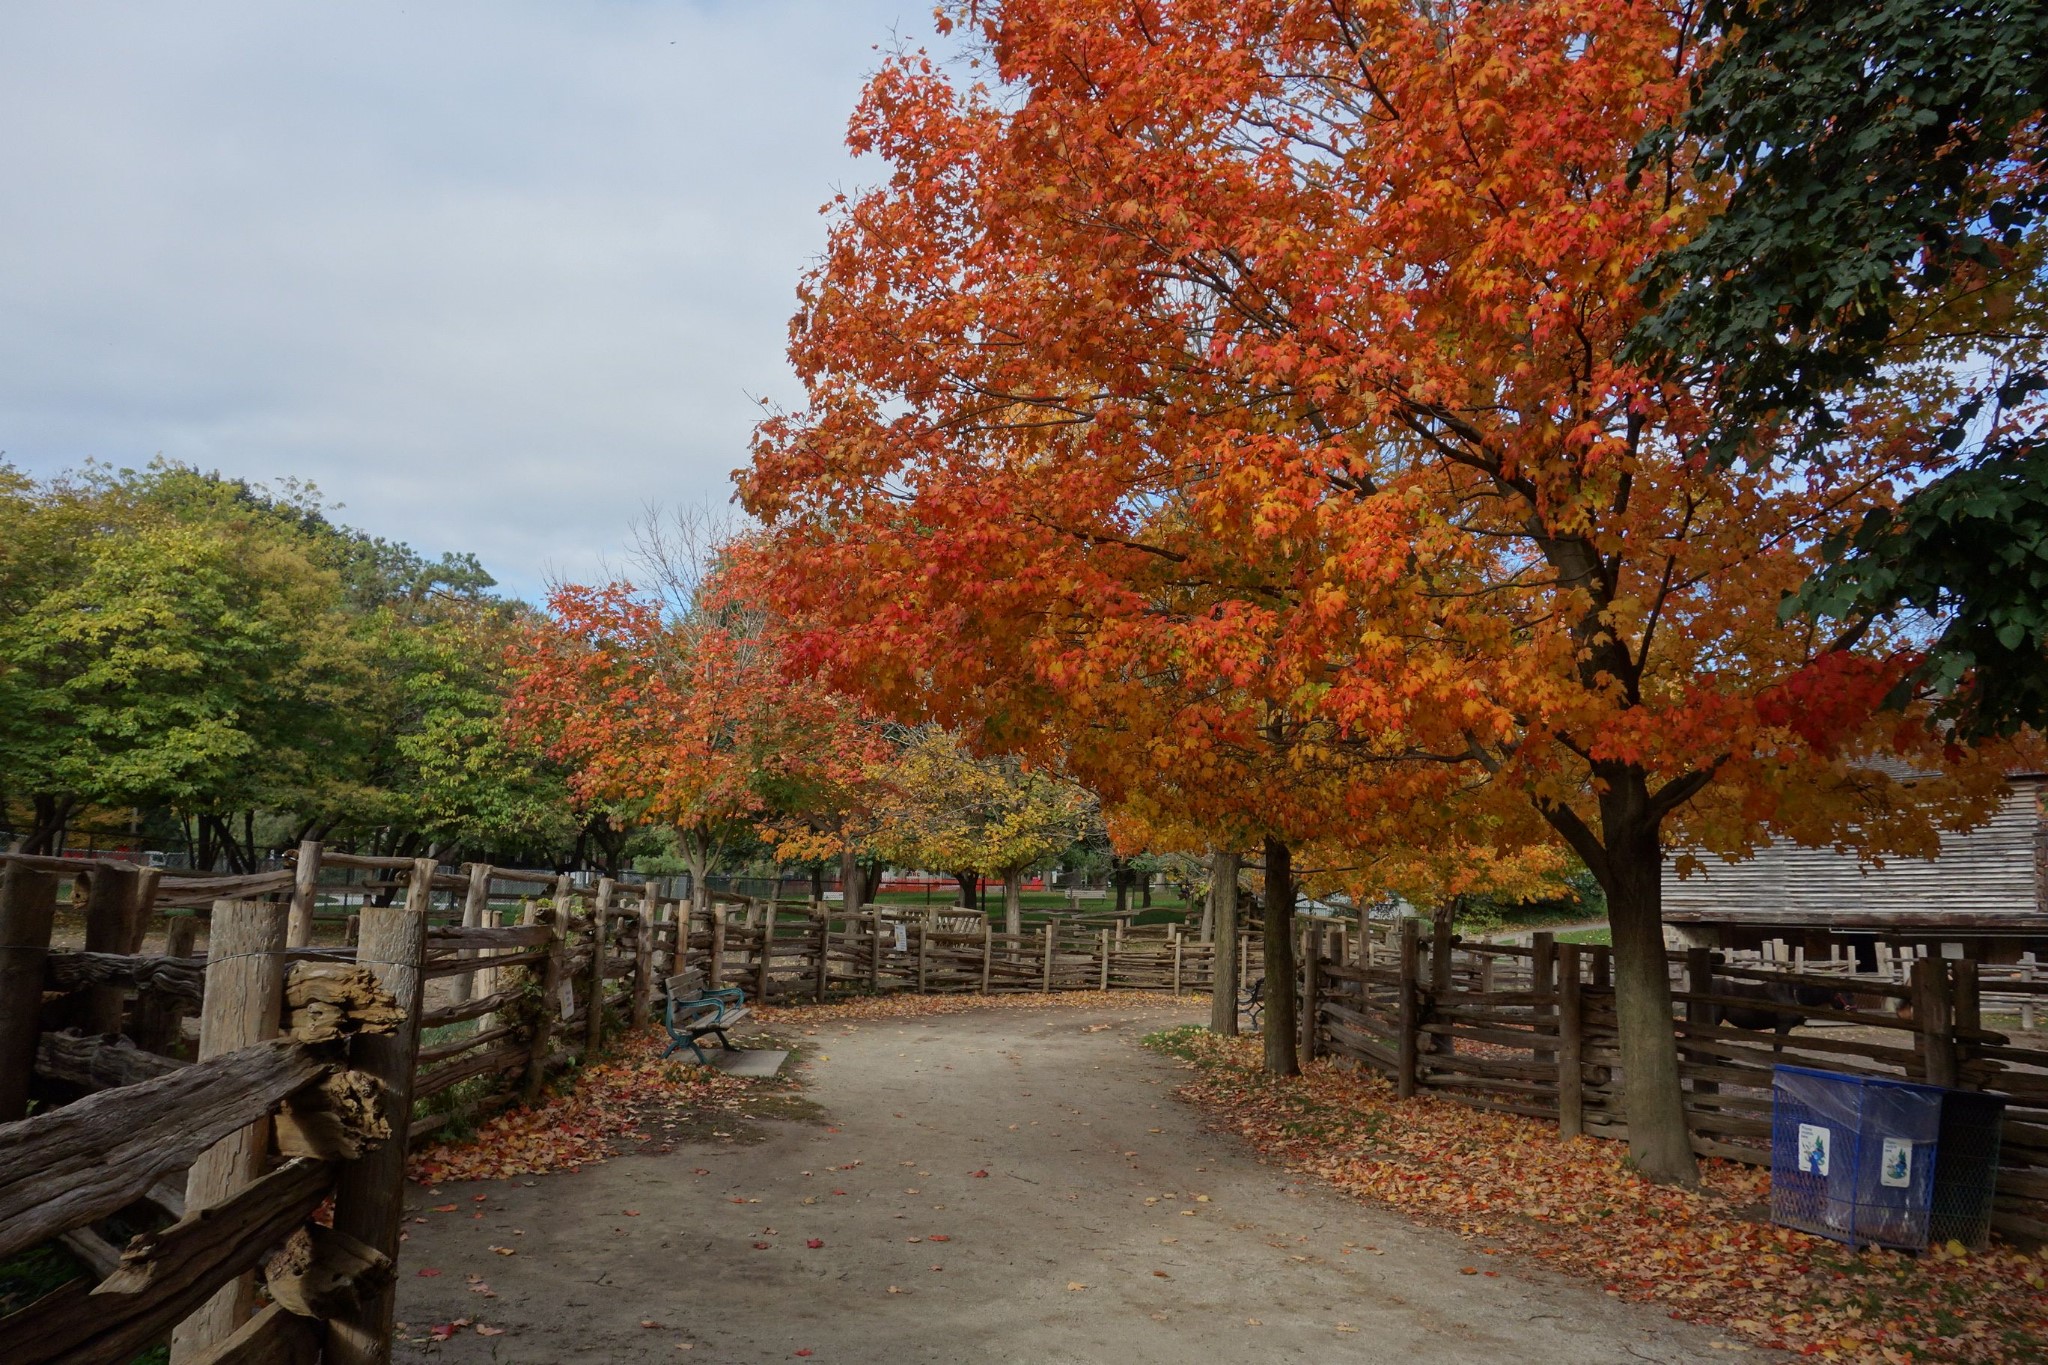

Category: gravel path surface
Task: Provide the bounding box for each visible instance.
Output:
[396,1001,1768,1363]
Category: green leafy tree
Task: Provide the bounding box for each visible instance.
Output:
[1637,0,2048,736]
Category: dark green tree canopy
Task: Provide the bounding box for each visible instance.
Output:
[1636,1,2048,737]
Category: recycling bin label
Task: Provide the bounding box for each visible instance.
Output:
[1798,1122,1831,1176]
[1881,1137,1913,1188]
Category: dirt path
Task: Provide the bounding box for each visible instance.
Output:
[396,1002,1769,1362]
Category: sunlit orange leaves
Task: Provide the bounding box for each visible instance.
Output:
[738,0,2014,886]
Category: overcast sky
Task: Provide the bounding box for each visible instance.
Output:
[0,0,929,600]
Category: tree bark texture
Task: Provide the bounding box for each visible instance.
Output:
[1002,871,1024,936]
[1597,778,1697,1186]
[1207,850,1239,1036]
[1261,837,1298,1076]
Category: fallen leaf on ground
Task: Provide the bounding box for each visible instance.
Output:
[1145,1026,2048,1365]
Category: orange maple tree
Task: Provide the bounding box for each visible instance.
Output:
[738,0,2018,1182]
[506,558,880,907]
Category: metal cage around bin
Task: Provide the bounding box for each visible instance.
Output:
[1929,1088,2008,1251]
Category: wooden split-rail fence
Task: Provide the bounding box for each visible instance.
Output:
[1297,919,2048,1242]
[12,834,2047,1365]
[0,847,677,1365]
[0,843,1260,1365]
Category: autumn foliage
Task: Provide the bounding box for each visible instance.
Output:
[738,0,2024,1180]
[1153,1027,2048,1365]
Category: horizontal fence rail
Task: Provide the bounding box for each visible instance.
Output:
[9,835,2047,1365]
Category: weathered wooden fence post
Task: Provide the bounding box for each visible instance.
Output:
[1172,931,1184,996]
[78,864,142,1035]
[587,878,614,1055]
[1098,928,1111,991]
[1430,917,1453,998]
[981,920,994,994]
[633,882,657,1030]
[1530,931,1556,1067]
[1912,957,1959,1088]
[1952,958,1981,1086]
[1684,947,1717,1099]
[1558,942,1584,1138]
[287,838,323,950]
[814,909,831,1002]
[1041,921,1056,993]
[670,899,690,977]
[0,861,59,1122]
[1396,918,1419,1099]
[326,859,432,1365]
[522,888,565,1105]
[137,910,198,1056]
[711,907,728,994]
[1953,957,1981,1033]
[451,861,490,1007]
[170,895,290,1360]
[916,920,930,994]
[1299,924,1321,1062]
[759,909,778,1003]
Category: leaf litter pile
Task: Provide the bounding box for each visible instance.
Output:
[409,1030,760,1184]
[1146,1026,2048,1365]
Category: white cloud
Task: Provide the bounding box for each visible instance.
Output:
[0,0,928,598]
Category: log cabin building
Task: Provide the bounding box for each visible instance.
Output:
[1663,773,2048,963]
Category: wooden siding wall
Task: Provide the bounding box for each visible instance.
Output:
[1664,778,2043,919]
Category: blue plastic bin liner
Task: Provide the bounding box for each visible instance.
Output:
[1771,1065,1943,1249]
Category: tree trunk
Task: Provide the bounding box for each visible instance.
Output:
[685,833,711,922]
[953,870,978,911]
[1540,770,1699,1187]
[810,865,824,901]
[1002,870,1023,936]
[20,795,72,855]
[1601,799,1697,1186]
[1140,872,1151,908]
[1261,837,1298,1075]
[1112,856,1129,916]
[839,846,862,912]
[1208,850,1239,1035]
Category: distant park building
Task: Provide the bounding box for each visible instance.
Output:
[1662,773,2048,960]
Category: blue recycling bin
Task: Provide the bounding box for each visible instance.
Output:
[1771,1065,1944,1249]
